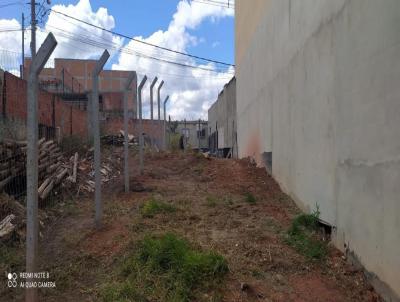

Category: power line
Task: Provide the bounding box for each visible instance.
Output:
[190,0,234,9]
[43,24,234,75]
[0,28,24,33]
[49,9,235,68]
[0,1,22,8]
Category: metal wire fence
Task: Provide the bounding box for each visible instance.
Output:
[0,41,171,301]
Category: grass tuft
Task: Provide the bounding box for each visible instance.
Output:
[141,198,176,218]
[205,196,218,207]
[102,233,228,302]
[244,192,256,204]
[285,206,328,260]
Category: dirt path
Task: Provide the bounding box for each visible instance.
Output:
[6,151,380,301]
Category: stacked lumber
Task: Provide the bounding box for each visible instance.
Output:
[37,139,70,199]
[0,139,26,191]
[0,138,69,199]
[0,138,124,200]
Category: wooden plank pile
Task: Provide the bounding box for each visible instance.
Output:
[0,138,124,200]
[0,138,69,199]
[0,139,26,192]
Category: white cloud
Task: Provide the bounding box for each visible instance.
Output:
[0,0,234,120]
[112,0,234,120]
[0,0,122,67]
[40,0,124,60]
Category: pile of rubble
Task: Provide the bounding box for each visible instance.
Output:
[101,130,137,146]
[71,148,122,195]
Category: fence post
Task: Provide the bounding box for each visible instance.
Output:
[157,80,164,121]
[26,33,57,302]
[138,76,147,174]
[150,77,157,121]
[123,71,136,193]
[92,50,109,228]
[198,119,201,151]
[163,95,169,150]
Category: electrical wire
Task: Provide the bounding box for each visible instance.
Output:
[0,1,23,9]
[44,24,234,75]
[49,9,235,68]
[190,0,234,9]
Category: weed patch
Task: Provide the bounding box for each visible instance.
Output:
[205,196,218,207]
[244,192,256,204]
[285,207,328,260]
[101,233,228,302]
[0,243,24,275]
[141,198,176,218]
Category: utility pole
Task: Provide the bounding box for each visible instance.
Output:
[21,13,24,79]
[31,0,36,58]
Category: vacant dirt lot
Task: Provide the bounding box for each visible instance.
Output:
[2,151,381,301]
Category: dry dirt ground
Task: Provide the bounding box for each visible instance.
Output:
[3,151,381,302]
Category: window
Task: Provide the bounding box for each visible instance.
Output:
[181,128,190,138]
[197,128,206,138]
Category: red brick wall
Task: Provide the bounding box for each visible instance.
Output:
[102,117,164,143]
[3,72,88,139]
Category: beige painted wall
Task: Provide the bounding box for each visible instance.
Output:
[235,0,269,66]
[235,0,400,300]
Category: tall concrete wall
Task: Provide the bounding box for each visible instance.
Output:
[208,77,237,154]
[236,0,400,299]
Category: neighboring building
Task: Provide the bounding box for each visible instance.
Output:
[236,1,400,300]
[175,120,208,150]
[208,77,237,158]
[24,58,137,117]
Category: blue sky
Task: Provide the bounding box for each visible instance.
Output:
[0,0,235,119]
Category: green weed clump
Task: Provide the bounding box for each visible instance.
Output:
[102,233,228,302]
[244,192,256,204]
[141,198,176,218]
[205,196,218,207]
[286,206,328,260]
